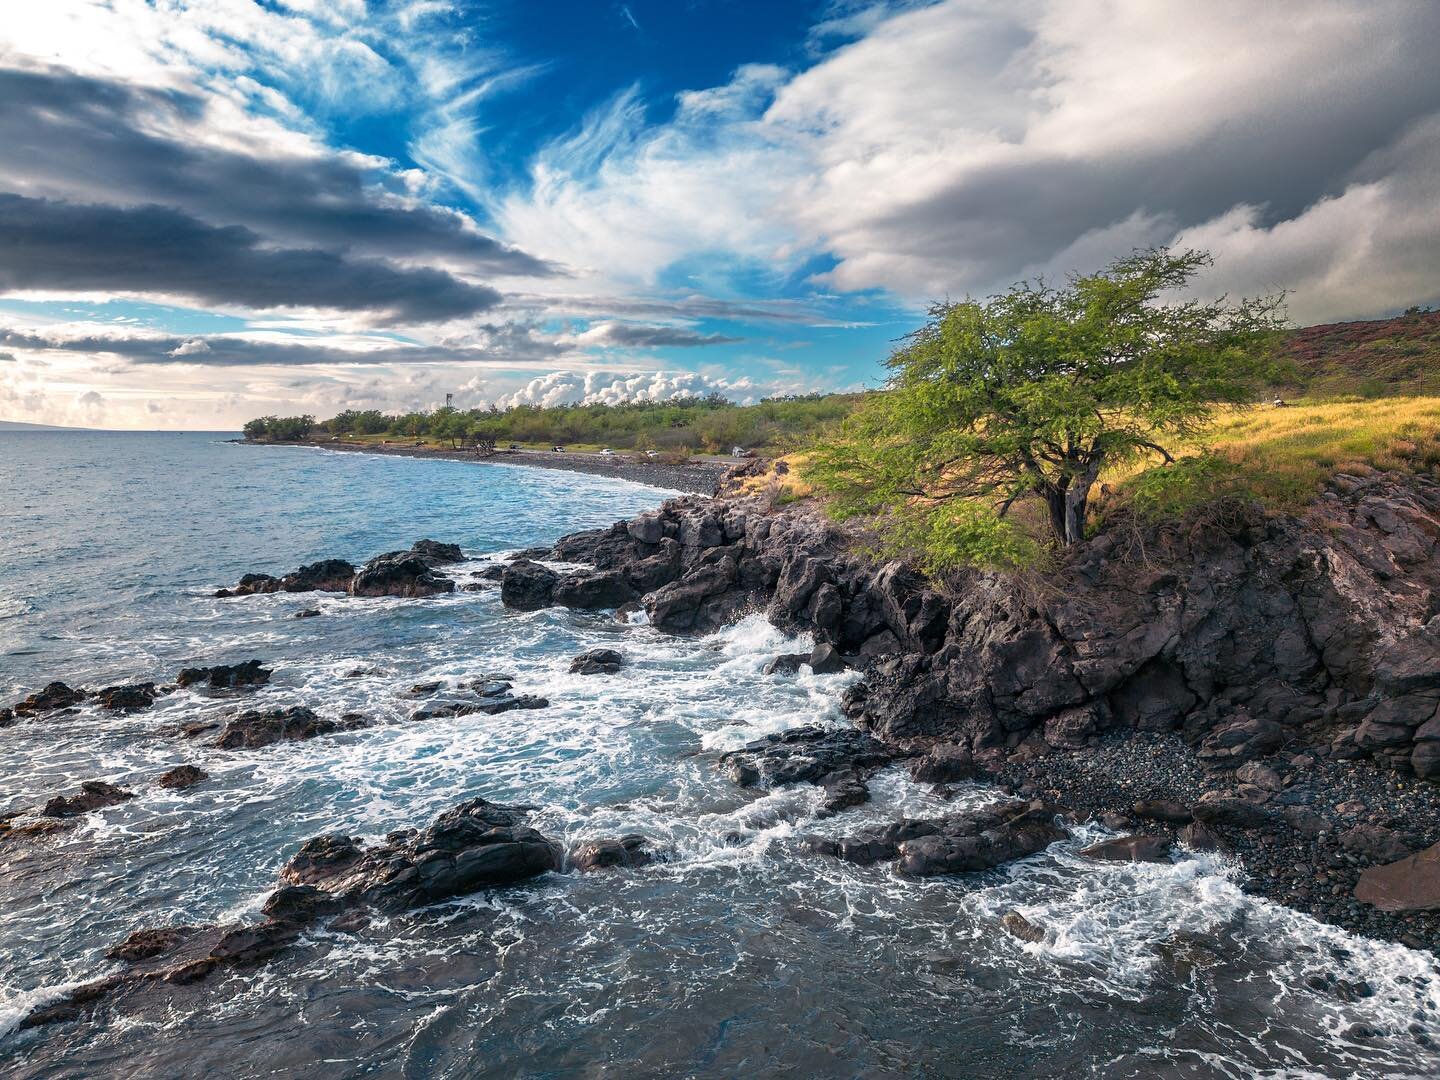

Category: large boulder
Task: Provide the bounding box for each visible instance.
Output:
[176,660,271,690]
[1197,716,1285,765]
[351,553,454,598]
[809,800,1064,877]
[552,570,636,610]
[280,559,356,593]
[1354,842,1440,912]
[500,560,559,610]
[409,539,464,565]
[42,781,134,818]
[719,726,894,788]
[1191,793,1273,831]
[568,835,653,872]
[1080,834,1173,863]
[277,796,561,911]
[569,648,624,675]
[213,706,342,750]
[156,765,208,790]
[95,682,162,711]
[12,682,86,716]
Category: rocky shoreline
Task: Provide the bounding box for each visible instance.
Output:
[234,437,732,495]
[7,459,1440,1034]
[503,462,1440,950]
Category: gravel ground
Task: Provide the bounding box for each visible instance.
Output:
[992,732,1440,953]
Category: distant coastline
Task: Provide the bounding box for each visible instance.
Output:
[236,437,734,495]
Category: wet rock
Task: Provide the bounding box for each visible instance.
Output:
[260,884,343,925]
[209,922,302,965]
[175,659,271,690]
[178,720,220,739]
[762,653,808,676]
[908,745,975,784]
[568,835,652,872]
[351,552,454,598]
[569,648,624,675]
[1080,834,1173,863]
[42,780,134,818]
[409,694,547,722]
[1339,824,1418,865]
[217,559,356,596]
[280,559,356,593]
[1178,813,1241,868]
[807,643,847,675]
[409,539,464,565]
[106,926,199,963]
[500,560,558,611]
[817,767,870,814]
[12,681,86,716]
[411,681,444,695]
[213,706,340,750]
[896,802,1064,876]
[1197,716,1285,766]
[1001,910,1046,943]
[95,682,162,711]
[553,570,636,610]
[1354,842,1440,912]
[627,513,665,545]
[1235,762,1283,791]
[276,796,561,912]
[718,725,895,789]
[215,572,279,598]
[1191,794,1274,831]
[156,765,208,790]
[644,552,746,634]
[294,608,321,619]
[1133,799,1193,824]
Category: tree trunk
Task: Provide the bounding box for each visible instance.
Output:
[1044,489,1068,545]
[1042,455,1104,546]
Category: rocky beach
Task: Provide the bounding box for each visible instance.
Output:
[3,431,1438,1076]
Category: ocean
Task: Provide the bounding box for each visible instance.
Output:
[1,431,1436,1078]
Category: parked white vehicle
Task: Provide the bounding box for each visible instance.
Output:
[600,448,615,455]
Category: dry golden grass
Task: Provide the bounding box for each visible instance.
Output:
[1104,395,1440,509]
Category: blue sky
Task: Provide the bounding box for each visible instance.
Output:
[2,1,1439,428]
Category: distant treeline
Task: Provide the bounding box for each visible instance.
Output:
[242,393,860,452]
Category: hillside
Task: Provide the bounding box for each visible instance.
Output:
[1276,307,1440,396]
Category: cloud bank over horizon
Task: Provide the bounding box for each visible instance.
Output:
[2,0,1438,429]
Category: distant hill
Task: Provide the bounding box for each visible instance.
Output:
[0,419,78,430]
[1278,308,1440,397]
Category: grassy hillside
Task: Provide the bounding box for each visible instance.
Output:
[1275,308,1440,397]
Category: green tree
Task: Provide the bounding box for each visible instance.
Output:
[806,249,1285,548]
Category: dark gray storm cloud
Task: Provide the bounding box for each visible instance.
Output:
[0,195,508,324]
[0,66,556,278]
[0,325,568,367]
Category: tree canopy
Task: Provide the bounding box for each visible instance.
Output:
[805,249,1286,552]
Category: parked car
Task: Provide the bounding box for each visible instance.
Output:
[645,449,659,458]
[600,448,615,455]
[552,445,564,452]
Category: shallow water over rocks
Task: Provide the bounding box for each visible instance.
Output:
[2,432,1438,1077]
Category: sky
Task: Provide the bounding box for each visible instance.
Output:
[2,0,1439,430]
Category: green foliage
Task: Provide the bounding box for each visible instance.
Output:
[806,248,1285,553]
[849,501,1043,574]
[1117,455,1254,524]
[245,393,858,454]
[242,415,315,441]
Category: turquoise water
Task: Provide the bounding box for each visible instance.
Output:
[1,432,1437,1078]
